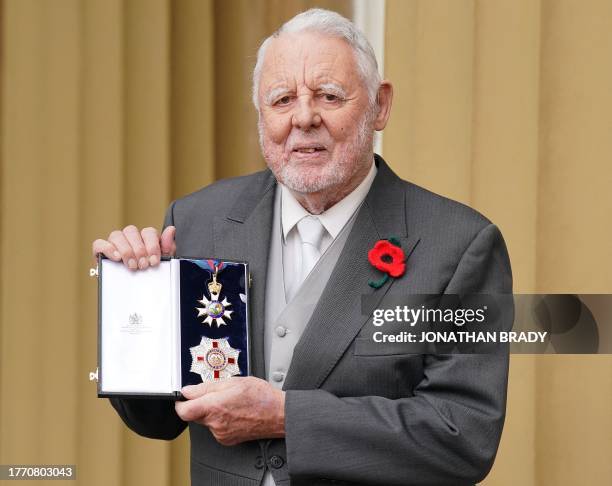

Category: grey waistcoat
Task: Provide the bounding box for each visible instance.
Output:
[262,187,357,485]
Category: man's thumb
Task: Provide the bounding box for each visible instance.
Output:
[161,225,177,256]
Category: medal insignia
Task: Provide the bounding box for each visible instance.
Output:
[196,264,233,327]
[190,337,241,381]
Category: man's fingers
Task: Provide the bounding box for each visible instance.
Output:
[175,399,199,422]
[181,380,232,400]
[175,395,213,422]
[92,239,121,262]
[95,224,174,269]
[161,225,177,256]
[108,230,138,270]
[181,383,211,400]
[141,227,161,266]
[123,225,149,269]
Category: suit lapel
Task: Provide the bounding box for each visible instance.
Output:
[213,170,276,379]
[283,156,420,390]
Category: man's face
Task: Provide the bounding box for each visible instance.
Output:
[257,32,375,195]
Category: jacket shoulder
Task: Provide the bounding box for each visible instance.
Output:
[395,178,511,293]
[402,180,491,227]
[170,169,270,218]
[401,179,493,240]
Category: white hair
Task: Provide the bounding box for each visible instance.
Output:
[252,8,381,112]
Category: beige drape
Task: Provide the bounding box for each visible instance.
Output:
[0,1,610,485]
[385,1,612,485]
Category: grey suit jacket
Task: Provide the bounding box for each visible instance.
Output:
[110,155,512,486]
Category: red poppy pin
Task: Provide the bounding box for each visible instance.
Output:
[368,237,406,289]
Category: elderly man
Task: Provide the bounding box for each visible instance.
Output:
[93,9,511,486]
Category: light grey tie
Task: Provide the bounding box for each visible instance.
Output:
[296,215,326,289]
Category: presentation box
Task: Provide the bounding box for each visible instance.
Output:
[95,256,250,399]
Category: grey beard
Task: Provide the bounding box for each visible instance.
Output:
[258,110,375,194]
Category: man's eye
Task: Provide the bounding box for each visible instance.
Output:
[323,93,339,102]
[275,96,291,105]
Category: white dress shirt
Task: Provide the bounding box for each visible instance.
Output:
[280,160,377,302]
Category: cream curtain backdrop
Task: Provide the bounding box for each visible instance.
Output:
[0,1,610,485]
[385,1,612,485]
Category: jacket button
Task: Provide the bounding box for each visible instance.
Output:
[272,371,285,382]
[275,326,287,337]
[254,456,264,469]
[269,455,284,469]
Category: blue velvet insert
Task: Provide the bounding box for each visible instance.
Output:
[179,259,249,387]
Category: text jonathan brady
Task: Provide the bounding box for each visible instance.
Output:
[371,305,547,344]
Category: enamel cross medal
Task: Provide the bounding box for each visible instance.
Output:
[190,336,241,382]
[196,265,233,327]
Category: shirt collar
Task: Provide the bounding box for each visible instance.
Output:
[280,158,377,241]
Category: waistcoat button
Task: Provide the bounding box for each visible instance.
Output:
[269,455,285,469]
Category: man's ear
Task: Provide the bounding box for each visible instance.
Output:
[373,81,393,131]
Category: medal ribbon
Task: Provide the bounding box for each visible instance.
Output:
[189,259,242,274]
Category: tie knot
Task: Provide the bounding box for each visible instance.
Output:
[296,215,325,250]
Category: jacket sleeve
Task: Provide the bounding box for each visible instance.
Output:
[107,201,187,441]
[285,223,512,485]
[109,397,187,440]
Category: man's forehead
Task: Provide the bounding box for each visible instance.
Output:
[260,32,356,87]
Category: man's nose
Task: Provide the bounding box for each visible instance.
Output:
[292,96,321,130]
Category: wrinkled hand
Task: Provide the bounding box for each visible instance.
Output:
[175,377,286,446]
[92,225,176,270]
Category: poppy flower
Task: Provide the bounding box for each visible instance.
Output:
[368,239,406,288]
